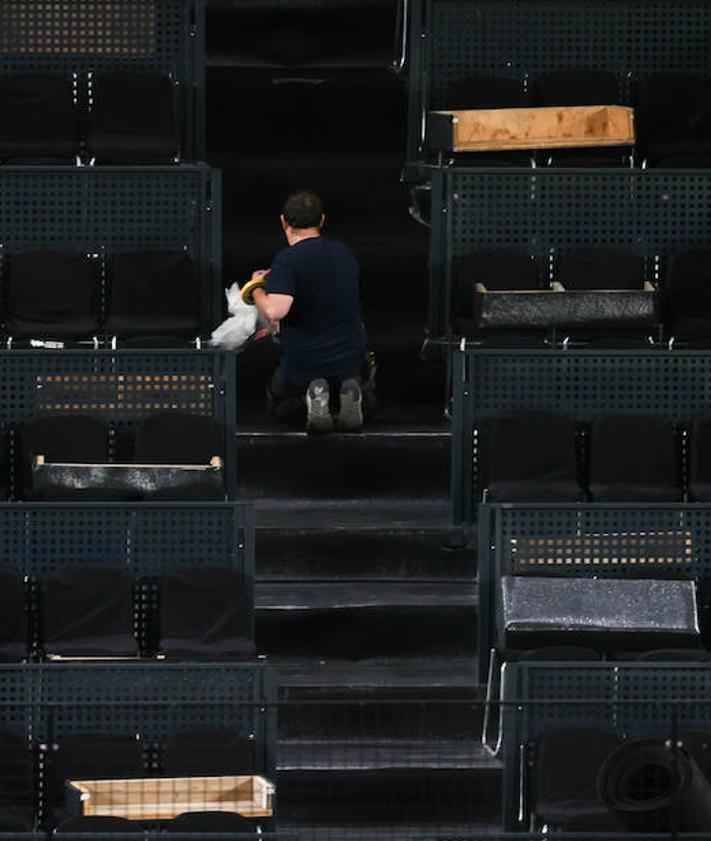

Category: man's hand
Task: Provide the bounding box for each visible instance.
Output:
[241,269,270,305]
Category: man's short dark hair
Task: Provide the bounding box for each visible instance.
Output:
[282,191,323,229]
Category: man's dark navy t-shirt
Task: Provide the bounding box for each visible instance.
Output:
[266,236,366,382]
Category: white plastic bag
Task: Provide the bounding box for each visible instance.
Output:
[210,283,259,350]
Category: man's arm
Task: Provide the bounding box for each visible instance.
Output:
[250,270,293,322]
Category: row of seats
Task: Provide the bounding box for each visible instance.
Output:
[16,412,222,501]
[454,247,711,341]
[0,250,203,345]
[483,411,711,503]
[0,565,253,661]
[0,72,178,165]
[0,727,259,831]
[442,70,711,167]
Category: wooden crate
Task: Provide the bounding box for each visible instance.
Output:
[68,774,275,820]
[429,105,634,152]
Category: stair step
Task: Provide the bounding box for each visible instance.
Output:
[276,823,501,841]
[237,434,450,499]
[277,738,499,771]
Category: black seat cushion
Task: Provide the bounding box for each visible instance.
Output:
[665,249,711,339]
[0,73,77,161]
[636,74,711,165]
[533,69,621,107]
[163,730,256,776]
[42,565,137,658]
[5,249,99,339]
[54,815,139,833]
[18,414,108,501]
[165,811,256,832]
[106,251,200,338]
[535,725,624,829]
[690,413,711,501]
[88,72,177,164]
[485,411,581,502]
[47,734,144,826]
[556,247,645,291]
[0,728,34,830]
[447,74,529,110]
[0,570,27,662]
[589,414,681,502]
[159,567,254,659]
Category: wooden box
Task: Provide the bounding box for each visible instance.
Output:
[67,774,275,820]
[429,105,635,153]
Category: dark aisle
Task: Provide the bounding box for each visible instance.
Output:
[205,5,488,836]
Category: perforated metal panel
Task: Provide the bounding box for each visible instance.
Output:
[0,166,221,329]
[0,1,205,158]
[451,349,711,523]
[428,168,711,336]
[408,0,711,159]
[502,663,711,829]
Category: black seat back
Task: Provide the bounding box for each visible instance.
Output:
[446,75,528,110]
[0,570,27,663]
[556,247,645,291]
[91,71,174,136]
[134,412,220,465]
[163,729,256,776]
[533,69,620,106]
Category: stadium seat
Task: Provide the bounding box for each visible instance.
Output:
[0,571,27,662]
[159,568,255,659]
[5,250,99,343]
[534,726,624,830]
[452,248,543,339]
[690,414,711,501]
[664,249,711,342]
[636,75,711,167]
[635,648,709,662]
[54,815,139,833]
[532,69,628,166]
[46,733,144,826]
[163,730,256,776]
[42,565,138,658]
[17,415,109,501]
[133,411,223,500]
[165,811,257,832]
[87,72,178,164]
[106,251,201,342]
[442,75,532,166]
[588,414,682,502]
[0,728,34,830]
[556,247,645,291]
[0,73,77,163]
[484,411,581,502]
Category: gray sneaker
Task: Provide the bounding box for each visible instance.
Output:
[306,378,333,434]
[336,379,363,432]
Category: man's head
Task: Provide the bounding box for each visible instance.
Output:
[281,191,325,244]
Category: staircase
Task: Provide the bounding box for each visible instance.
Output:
[206,1,501,835]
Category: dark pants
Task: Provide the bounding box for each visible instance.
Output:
[268,367,376,425]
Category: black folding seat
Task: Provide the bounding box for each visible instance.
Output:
[0,73,77,163]
[532,70,628,166]
[165,811,257,832]
[0,728,35,830]
[689,414,711,501]
[0,570,27,662]
[17,415,109,501]
[159,568,254,659]
[163,730,256,776]
[664,249,711,342]
[133,411,223,500]
[54,815,139,833]
[42,565,137,658]
[534,726,625,830]
[46,733,144,826]
[87,72,178,164]
[485,411,581,502]
[106,251,201,342]
[452,248,544,341]
[5,250,99,343]
[636,75,711,167]
[588,414,682,502]
[443,75,531,166]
